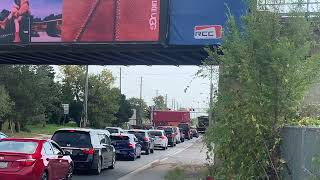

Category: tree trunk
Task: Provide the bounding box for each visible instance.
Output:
[0,121,3,131]
[14,121,20,133]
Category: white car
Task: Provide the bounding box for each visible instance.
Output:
[149,130,168,150]
[106,127,125,134]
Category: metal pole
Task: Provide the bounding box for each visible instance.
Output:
[84,65,89,127]
[165,94,168,109]
[209,65,213,126]
[139,77,143,125]
[120,67,122,94]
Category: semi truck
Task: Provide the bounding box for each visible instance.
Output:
[152,110,191,127]
[197,116,209,133]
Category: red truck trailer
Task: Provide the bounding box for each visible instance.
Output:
[152,110,191,126]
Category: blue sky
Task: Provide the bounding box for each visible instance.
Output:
[54,65,219,118]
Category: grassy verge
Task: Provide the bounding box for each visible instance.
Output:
[1,122,77,138]
[165,165,209,180]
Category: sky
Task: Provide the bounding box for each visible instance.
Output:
[1,0,62,19]
[54,65,219,118]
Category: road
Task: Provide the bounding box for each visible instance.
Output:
[73,136,207,180]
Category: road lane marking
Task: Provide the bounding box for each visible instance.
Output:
[117,140,196,180]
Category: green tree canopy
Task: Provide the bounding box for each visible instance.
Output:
[204,2,320,179]
[152,95,166,110]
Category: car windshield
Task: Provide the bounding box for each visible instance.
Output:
[106,128,119,134]
[0,141,38,154]
[127,131,145,139]
[110,135,129,141]
[178,124,189,130]
[52,131,91,148]
[149,131,162,136]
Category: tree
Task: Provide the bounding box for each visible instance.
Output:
[0,86,11,130]
[153,95,166,110]
[60,65,86,125]
[87,69,120,128]
[204,2,320,179]
[128,97,149,123]
[114,94,133,127]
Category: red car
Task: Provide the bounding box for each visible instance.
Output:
[0,138,73,180]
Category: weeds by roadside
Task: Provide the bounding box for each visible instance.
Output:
[165,165,208,180]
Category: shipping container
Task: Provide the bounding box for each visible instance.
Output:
[152,110,190,126]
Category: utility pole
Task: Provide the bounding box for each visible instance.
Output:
[165,94,168,109]
[84,65,89,127]
[119,67,122,94]
[139,76,143,125]
[209,65,214,126]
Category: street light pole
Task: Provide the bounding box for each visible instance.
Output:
[84,65,89,127]
[209,65,214,126]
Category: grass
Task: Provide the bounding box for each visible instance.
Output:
[1,122,77,138]
[165,165,209,180]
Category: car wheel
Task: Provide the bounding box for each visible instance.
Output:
[145,148,150,155]
[150,148,154,153]
[40,171,48,180]
[93,157,102,175]
[108,155,116,169]
[170,142,174,147]
[65,164,73,180]
[130,154,136,161]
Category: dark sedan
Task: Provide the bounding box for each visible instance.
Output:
[126,130,155,155]
[110,134,141,161]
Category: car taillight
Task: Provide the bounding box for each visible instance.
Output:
[128,143,134,148]
[161,135,166,139]
[82,148,94,155]
[143,137,149,141]
[16,159,36,166]
[170,133,175,138]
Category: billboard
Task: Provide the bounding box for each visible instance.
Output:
[169,0,245,45]
[0,0,160,44]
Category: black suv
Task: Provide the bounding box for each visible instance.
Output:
[126,130,155,155]
[178,123,192,140]
[52,128,116,174]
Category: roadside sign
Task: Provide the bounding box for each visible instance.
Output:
[62,104,69,115]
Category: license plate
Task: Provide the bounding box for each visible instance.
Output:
[0,162,8,168]
[116,150,120,153]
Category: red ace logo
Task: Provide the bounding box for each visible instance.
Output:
[194,25,222,39]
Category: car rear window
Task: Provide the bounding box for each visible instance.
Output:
[164,128,173,133]
[106,128,119,134]
[149,131,162,136]
[178,124,189,130]
[110,135,129,141]
[52,131,91,148]
[127,131,145,138]
[0,141,38,154]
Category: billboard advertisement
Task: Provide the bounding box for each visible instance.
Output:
[169,0,245,45]
[0,0,160,44]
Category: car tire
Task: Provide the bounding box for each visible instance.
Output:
[170,142,174,147]
[65,164,73,180]
[138,152,141,158]
[130,154,136,161]
[108,155,116,169]
[93,157,102,175]
[40,171,48,180]
[150,148,154,153]
[145,148,150,155]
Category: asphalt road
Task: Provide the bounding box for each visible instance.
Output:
[73,136,206,180]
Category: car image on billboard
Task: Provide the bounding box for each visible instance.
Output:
[0,0,160,44]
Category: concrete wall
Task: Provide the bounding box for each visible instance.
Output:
[281,126,320,180]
